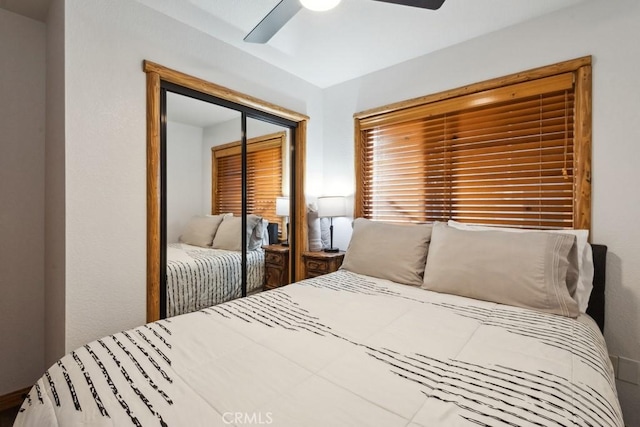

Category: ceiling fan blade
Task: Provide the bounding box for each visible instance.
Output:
[244,0,303,43]
[372,0,445,10]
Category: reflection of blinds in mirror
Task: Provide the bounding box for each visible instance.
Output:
[212,132,285,232]
[357,70,587,230]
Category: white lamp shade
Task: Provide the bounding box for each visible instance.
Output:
[300,0,341,12]
[317,196,346,218]
[275,197,289,217]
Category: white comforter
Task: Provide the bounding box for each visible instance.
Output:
[15,270,623,426]
[166,243,265,317]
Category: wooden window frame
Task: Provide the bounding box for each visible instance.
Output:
[211,131,287,237]
[354,56,592,231]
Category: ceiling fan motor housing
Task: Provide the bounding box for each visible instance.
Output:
[244,0,446,44]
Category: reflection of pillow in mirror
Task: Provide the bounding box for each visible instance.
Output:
[207,213,232,219]
[212,215,262,251]
[261,220,270,246]
[249,219,268,251]
[179,215,226,248]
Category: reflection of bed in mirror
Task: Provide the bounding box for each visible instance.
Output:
[147,63,307,323]
[165,214,270,317]
[164,88,292,317]
[166,245,264,317]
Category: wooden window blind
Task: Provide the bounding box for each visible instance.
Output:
[355,58,592,230]
[212,132,286,231]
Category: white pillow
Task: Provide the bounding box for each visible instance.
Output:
[249,218,269,251]
[448,220,594,313]
[212,215,263,251]
[260,219,270,247]
[306,204,323,251]
[320,218,331,249]
[341,218,432,286]
[424,222,579,318]
[207,213,232,218]
[179,215,226,248]
[306,202,331,250]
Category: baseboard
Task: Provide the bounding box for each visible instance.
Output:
[0,387,30,411]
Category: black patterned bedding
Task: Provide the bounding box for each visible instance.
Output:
[166,243,264,316]
[15,270,623,426]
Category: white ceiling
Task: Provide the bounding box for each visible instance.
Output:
[2,0,588,121]
[167,92,241,128]
[2,0,587,88]
[136,0,587,88]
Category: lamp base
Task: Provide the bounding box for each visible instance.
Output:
[323,247,339,253]
[280,241,289,247]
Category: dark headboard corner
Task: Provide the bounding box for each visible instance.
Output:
[586,244,607,332]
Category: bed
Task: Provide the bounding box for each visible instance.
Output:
[166,243,265,317]
[14,221,623,427]
[165,214,270,317]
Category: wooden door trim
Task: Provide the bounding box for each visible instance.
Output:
[144,61,308,322]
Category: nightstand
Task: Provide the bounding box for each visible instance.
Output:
[302,251,345,279]
[263,245,290,290]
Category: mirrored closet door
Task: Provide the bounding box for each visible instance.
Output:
[153,73,302,320]
[164,91,244,317]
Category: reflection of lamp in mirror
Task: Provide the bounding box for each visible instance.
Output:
[317,196,346,253]
[275,196,289,246]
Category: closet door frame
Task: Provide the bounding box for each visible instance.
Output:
[145,61,308,322]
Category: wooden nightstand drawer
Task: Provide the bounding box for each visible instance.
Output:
[306,259,329,274]
[263,245,290,289]
[265,251,286,266]
[302,251,345,279]
[264,268,285,290]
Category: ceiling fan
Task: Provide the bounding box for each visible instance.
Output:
[244,0,446,43]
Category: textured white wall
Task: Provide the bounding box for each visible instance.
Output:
[60,0,323,353]
[0,9,46,394]
[166,121,204,243]
[322,0,640,424]
[44,0,66,369]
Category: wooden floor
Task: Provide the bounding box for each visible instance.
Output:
[0,405,19,427]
